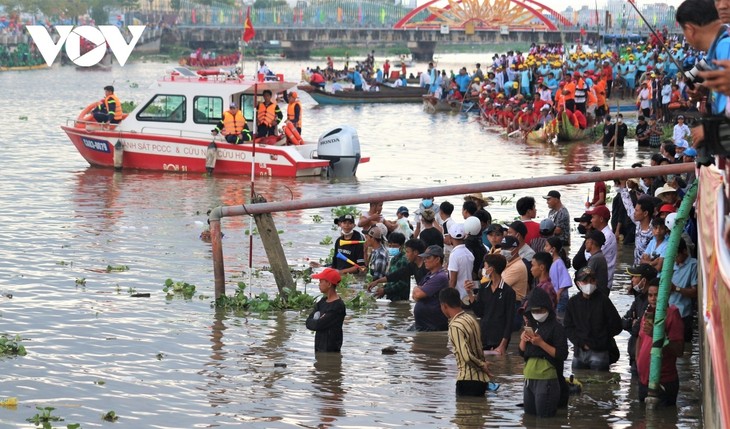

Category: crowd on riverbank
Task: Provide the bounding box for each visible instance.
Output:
[309,146,698,413]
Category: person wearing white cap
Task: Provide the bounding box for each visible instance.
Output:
[672,115,691,144]
[447,223,474,300]
[674,139,689,158]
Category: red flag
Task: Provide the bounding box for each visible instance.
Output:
[243,7,255,42]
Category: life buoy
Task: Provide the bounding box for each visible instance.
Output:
[283,122,304,145]
[78,101,99,126]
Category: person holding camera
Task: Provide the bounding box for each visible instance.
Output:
[676,0,730,156]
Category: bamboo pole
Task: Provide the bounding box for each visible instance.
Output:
[211,164,694,218]
[646,178,698,406]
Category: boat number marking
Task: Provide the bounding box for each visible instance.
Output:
[82,137,111,153]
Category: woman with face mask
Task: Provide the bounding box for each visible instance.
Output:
[463,253,516,356]
[519,287,569,418]
[563,267,623,371]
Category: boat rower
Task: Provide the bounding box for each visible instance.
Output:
[211,103,252,144]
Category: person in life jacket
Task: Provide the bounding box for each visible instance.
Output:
[93,85,123,124]
[211,103,252,144]
[286,91,302,133]
[256,89,283,138]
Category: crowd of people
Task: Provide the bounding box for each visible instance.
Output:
[180,48,242,68]
[306,152,698,414]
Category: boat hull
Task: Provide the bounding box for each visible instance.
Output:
[556,115,588,142]
[301,85,428,105]
[61,125,330,177]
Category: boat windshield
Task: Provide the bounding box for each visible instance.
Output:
[137,94,187,123]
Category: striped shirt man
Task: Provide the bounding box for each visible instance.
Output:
[448,311,490,386]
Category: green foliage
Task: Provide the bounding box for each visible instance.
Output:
[311,214,323,223]
[336,284,376,310]
[163,278,196,300]
[102,410,118,422]
[331,205,361,219]
[0,334,27,357]
[26,406,63,427]
[121,101,136,113]
[215,282,316,311]
[319,236,333,245]
[106,265,129,272]
[75,278,86,286]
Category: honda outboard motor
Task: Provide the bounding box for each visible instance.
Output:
[316,125,361,178]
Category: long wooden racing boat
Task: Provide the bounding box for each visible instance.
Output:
[556,113,588,142]
[298,84,428,105]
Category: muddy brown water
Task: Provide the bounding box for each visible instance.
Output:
[0,57,701,428]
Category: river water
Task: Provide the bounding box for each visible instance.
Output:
[0,56,702,428]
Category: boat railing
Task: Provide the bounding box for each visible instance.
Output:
[65,118,219,141]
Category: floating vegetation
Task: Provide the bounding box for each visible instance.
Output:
[331,205,360,219]
[311,214,323,223]
[244,228,259,236]
[18,115,28,120]
[216,282,315,312]
[121,100,136,112]
[319,236,333,246]
[94,380,105,385]
[163,279,196,300]
[75,278,86,286]
[57,261,72,266]
[26,406,64,426]
[106,265,129,272]
[102,410,119,422]
[0,334,27,357]
[0,397,18,408]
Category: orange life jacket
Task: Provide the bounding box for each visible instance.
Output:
[222,110,245,135]
[104,94,123,120]
[287,100,302,128]
[257,102,277,127]
[563,81,576,101]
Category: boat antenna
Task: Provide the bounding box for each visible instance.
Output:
[624,0,687,84]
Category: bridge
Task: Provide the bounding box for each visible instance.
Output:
[160,0,677,59]
[168,25,590,60]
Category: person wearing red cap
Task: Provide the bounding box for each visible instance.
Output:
[586,205,617,293]
[306,268,346,352]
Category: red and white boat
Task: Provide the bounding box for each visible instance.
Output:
[62,67,367,177]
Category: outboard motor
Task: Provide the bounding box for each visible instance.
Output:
[316,125,361,178]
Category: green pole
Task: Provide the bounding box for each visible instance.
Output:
[647,178,698,402]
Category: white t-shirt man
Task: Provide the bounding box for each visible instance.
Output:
[672,122,690,144]
[448,243,474,299]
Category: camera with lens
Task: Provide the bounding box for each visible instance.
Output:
[684,58,713,84]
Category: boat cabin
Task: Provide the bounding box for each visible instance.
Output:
[121,67,294,139]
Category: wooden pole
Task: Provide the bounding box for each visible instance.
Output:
[210,218,225,299]
[251,195,294,296]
